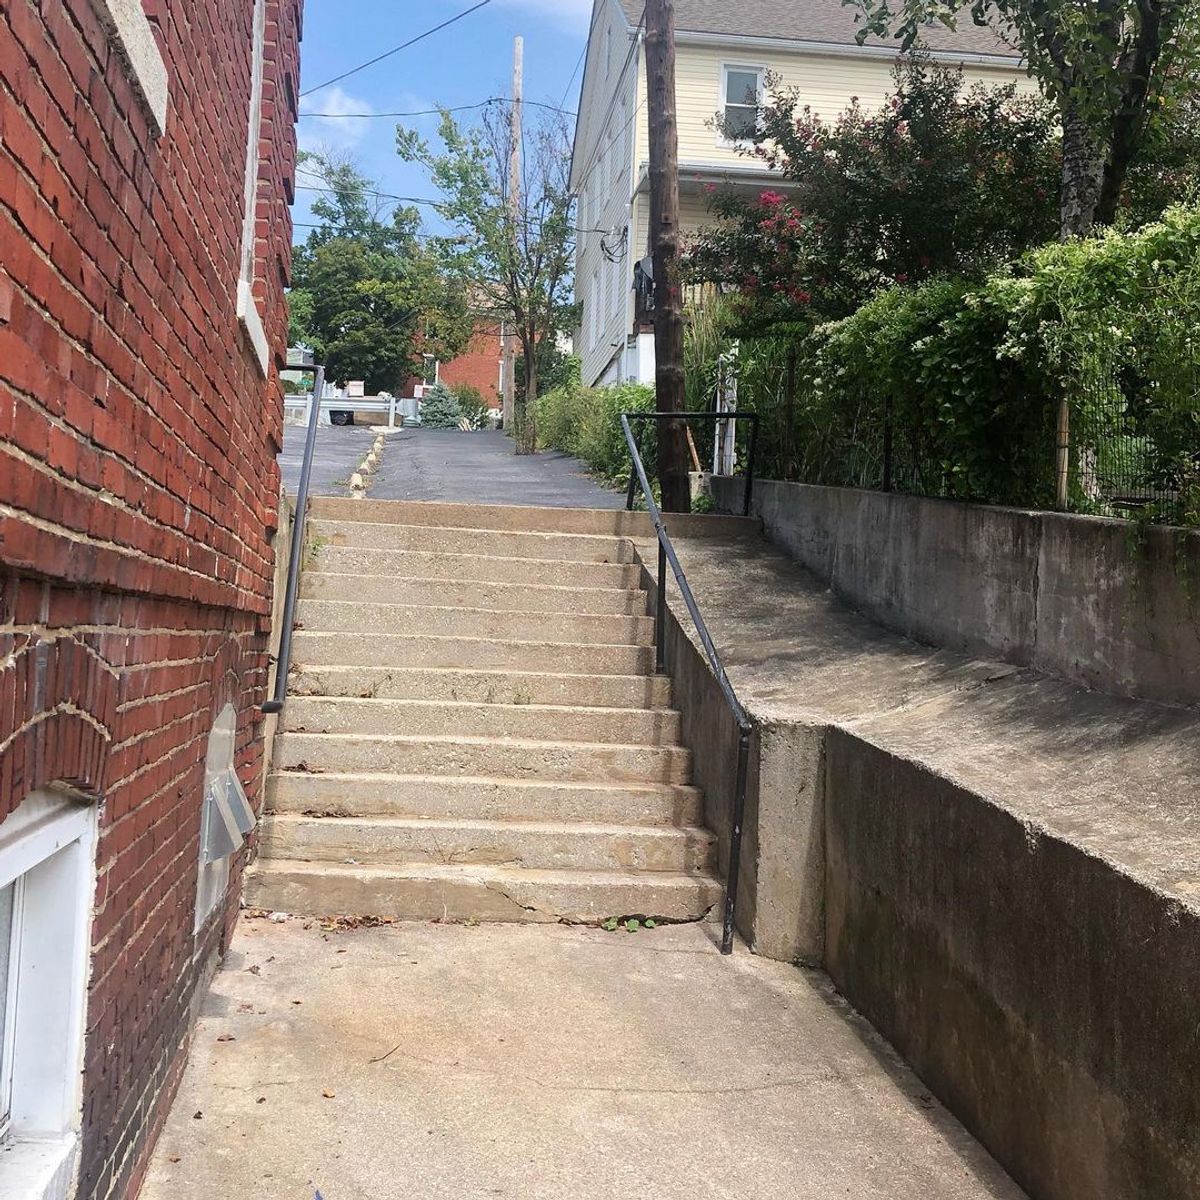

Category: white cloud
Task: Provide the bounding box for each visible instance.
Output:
[298,86,375,154]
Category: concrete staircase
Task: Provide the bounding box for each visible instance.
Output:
[248,499,740,925]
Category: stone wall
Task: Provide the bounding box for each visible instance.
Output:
[712,478,1200,708]
[0,1,300,1195]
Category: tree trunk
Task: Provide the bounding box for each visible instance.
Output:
[513,337,538,455]
[645,0,691,513]
[1060,108,1107,238]
[1096,0,1165,226]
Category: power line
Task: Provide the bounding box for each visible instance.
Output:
[295,182,444,207]
[300,98,576,119]
[300,0,493,97]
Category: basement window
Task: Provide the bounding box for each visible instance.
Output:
[0,791,96,1200]
[721,65,765,142]
[236,0,270,377]
[195,705,256,933]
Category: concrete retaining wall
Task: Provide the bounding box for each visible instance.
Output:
[824,728,1200,1200]
[710,477,1200,707]
[637,552,825,963]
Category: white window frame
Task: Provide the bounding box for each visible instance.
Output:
[0,791,97,1200]
[718,62,766,147]
[195,705,256,934]
[236,0,270,377]
[92,0,169,137]
[590,268,602,349]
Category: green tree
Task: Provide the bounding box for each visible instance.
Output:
[289,152,471,393]
[850,0,1200,234]
[398,107,576,453]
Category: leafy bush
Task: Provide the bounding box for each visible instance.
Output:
[419,382,463,429]
[451,383,492,429]
[538,381,656,487]
[744,205,1200,522]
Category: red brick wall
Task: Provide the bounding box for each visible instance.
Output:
[428,321,504,408]
[0,1,300,1196]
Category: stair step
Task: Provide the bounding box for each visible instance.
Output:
[309,520,632,564]
[288,666,672,709]
[259,814,715,872]
[300,573,648,615]
[290,632,654,674]
[309,497,760,540]
[266,772,704,826]
[284,697,682,745]
[245,859,724,924]
[275,732,691,784]
[307,547,638,588]
[294,600,655,647]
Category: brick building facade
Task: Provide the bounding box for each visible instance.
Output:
[407,320,504,410]
[0,2,299,1197]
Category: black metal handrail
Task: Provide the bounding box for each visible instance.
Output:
[620,412,754,956]
[263,366,326,716]
[623,410,760,516]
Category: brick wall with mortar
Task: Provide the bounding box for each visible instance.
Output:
[408,321,504,408]
[0,1,300,1196]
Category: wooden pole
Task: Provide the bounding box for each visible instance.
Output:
[645,0,690,513]
[502,36,523,436]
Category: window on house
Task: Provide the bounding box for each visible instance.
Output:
[722,65,764,141]
[423,355,439,386]
[236,0,270,376]
[196,704,256,932]
[0,791,96,1198]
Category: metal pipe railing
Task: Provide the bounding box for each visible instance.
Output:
[262,366,326,716]
[623,410,760,517]
[620,412,755,956]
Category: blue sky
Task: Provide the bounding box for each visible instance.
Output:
[294,0,593,240]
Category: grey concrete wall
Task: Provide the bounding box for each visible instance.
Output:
[711,477,1200,707]
[824,728,1200,1200]
[638,553,825,963]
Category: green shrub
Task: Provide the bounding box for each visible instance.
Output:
[419,382,463,429]
[451,383,492,430]
[537,380,589,457]
[733,205,1200,522]
[537,381,656,487]
[574,383,656,488]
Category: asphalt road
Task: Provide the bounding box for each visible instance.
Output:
[278,422,378,497]
[370,427,626,508]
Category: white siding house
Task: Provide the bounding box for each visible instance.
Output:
[568,0,1034,387]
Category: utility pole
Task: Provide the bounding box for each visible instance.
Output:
[501,35,523,435]
[645,0,690,512]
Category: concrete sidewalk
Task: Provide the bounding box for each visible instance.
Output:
[370,428,626,508]
[142,918,1025,1200]
[279,425,379,497]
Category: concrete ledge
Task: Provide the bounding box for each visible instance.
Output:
[92,0,169,136]
[825,727,1200,1200]
[711,476,1200,707]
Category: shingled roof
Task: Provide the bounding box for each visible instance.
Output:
[614,0,1019,59]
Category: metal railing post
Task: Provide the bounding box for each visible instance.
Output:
[721,729,753,955]
[263,365,325,716]
[656,541,667,672]
[744,415,759,517]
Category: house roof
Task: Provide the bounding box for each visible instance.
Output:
[614,0,1019,59]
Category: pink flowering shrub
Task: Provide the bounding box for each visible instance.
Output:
[685,57,1060,331]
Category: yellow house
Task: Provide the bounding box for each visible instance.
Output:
[568,0,1032,387]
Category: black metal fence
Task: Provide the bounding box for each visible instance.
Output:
[712,342,1199,526]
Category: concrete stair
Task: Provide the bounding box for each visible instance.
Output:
[250,499,731,925]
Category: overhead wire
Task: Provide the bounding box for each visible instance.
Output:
[300,0,493,97]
